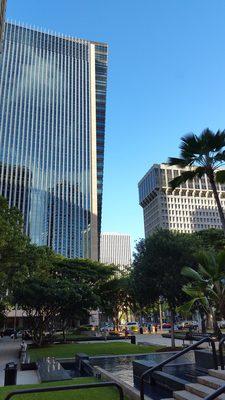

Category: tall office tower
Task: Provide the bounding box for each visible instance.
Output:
[139,163,225,237]
[0,0,6,47]
[0,22,108,259]
[100,233,132,270]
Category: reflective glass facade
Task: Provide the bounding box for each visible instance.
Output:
[0,23,108,259]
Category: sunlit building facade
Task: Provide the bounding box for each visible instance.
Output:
[100,233,132,270]
[0,22,108,259]
[139,163,225,237]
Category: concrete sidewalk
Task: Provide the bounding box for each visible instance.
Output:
[79,333,212,349]
[135,333,211,349]
[0,337,39,386]
[0,337,20,371]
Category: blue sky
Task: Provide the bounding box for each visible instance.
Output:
[7,0,225,251]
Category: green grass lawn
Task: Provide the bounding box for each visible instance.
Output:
[29,342,162,361]
[0,377,124,400]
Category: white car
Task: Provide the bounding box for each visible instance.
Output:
[218,320,225,329]
[100,323,114,333]
[10,331,23,339]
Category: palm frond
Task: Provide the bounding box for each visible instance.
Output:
[180,133,202,159]
[168,157,189,167]
[178,299,199,314]
[169,170,197,190]
[196,251,217,276]
[216,251,225,273]
[214,151,225,163]
[181,266,205,282]
[199,129,225,152]
[183,284,205,298]
[195,166,208,178]
[216,170,225,184]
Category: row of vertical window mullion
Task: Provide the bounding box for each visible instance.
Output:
[56,36,63,253]
[1,24,14,200]
[52,35,59,251]
[8,27,20,209]
[24,27,34,234]
[46,32,54,247]
[68,38,73,257]
[0,24,9,194]
[41,30,49,244]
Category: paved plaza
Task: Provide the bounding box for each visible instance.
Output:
[0,337,39,386]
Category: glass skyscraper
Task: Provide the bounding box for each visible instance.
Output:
[0,22,108,259]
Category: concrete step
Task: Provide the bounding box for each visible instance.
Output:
[173,390,202,400]
[185,382,225,399]
[198,374,225,389]
[209,369,225,381]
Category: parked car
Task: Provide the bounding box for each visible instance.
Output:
[162,322,171,329]
[22,330,32,340]
[179,321,199,330]
[100,323,114,333]
[218,320,225,329]
[10,330,23,339]
[126,322,139,333]
[2,328,15,336]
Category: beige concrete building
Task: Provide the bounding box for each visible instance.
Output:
[138,163,225,237]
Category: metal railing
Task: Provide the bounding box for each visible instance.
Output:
[4,382,124,400]
[219,335,225,370]
[140,336,218,400]
[204,384,225,399]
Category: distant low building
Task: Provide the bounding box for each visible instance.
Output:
[100,232,132,270]
[138,163,225,237]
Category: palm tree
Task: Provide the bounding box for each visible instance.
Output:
[168,128,225,233]
[181,250,225,337]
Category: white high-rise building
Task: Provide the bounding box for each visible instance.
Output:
[138,163,225,237]
[100,233,132,269]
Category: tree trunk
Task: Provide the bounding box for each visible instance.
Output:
[212,313,222,340]
[208,172,225,234]
[62,327,66,342]
[200,311,206,334]
[170,309,175,349]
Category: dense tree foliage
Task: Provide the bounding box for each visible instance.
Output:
[194,228,225,252]
[100,269,135,329]
[132,230,200,346]
[0,196,29,296]
[13,256,115,345]
[181,250,225,337]
[0,196,117,343]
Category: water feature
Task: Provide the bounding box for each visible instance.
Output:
[90,351,195,386]
[90,351,208,400]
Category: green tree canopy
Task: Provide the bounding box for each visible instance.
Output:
[99,269,135,329]
[181,250,225,337]
[13,255,116,344]
[132,230,200,346]
[194,228,225,252]
[0,196,29,297]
